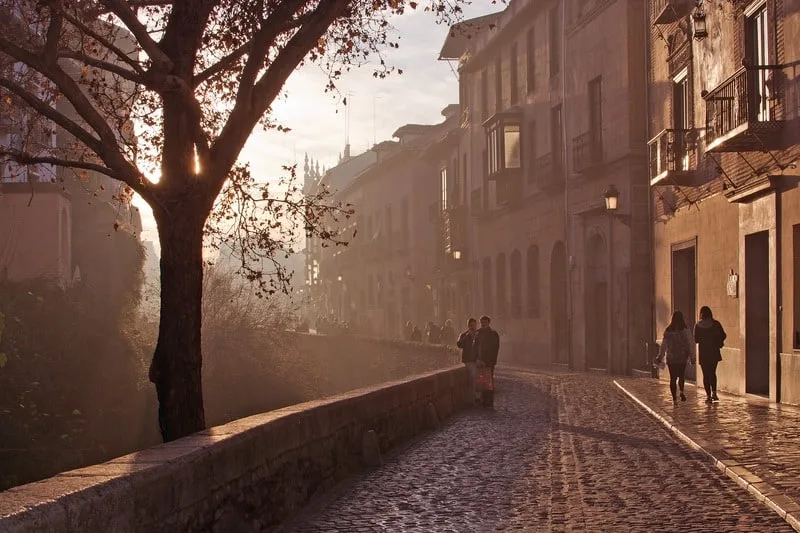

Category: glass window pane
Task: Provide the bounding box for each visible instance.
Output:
[504,124,521,168]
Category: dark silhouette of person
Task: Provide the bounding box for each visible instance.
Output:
[410,325,423,342]
[656,310,694,403]
[694,306,727,404]
[457,318,478,403]
[473,315,500,407]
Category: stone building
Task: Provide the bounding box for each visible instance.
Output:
[0,15,143,289]
[648,0,800,402]
[439,0,651,370]
[311,110,461,338]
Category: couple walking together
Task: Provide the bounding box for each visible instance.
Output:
[456,316,500,407]
[657,306,727,404]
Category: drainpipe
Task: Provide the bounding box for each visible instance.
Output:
[561,0,573,369]
[776,188,782,403]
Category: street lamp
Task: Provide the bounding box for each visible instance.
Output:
[692,2,708,41]
[453,250,462,260]
[337,275,343,282]
[603,184,630,226]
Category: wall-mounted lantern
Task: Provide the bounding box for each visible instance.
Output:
[603,184,630,226]
[692,2,708,41]
[603,184,620,212]
[453,250,462,260]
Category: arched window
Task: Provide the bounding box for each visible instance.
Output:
[510,249,522,318]
[527,245,540,318]
[482,257,493,315]
[496,252,507,318]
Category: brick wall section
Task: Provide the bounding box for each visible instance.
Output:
[0,365,471,533]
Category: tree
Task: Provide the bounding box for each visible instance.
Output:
[0,0,461,442]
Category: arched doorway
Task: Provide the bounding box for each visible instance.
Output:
[584,233,609,370]
[550,241,568,364]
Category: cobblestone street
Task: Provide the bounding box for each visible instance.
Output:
[280,368,789,532]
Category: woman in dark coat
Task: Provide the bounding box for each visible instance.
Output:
[657,311,695,403]
[694,306,727,404]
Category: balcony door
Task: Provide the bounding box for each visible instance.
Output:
[746,3,771,122]
[672,69,690,171]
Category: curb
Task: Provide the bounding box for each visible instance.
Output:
[613,380,800,532]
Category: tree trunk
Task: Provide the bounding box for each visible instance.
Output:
[150,208,206,442]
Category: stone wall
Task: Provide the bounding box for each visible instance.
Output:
[0,365,470,533]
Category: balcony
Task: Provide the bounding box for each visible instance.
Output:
[572,131,603,174]
[648,129,697,186]
[535,151,564,191]
[703,66,794,153]
[651,0,692,25]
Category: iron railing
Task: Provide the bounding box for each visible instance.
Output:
[703,67,773,144]
[572,130,602,172]
[647,128,695,180]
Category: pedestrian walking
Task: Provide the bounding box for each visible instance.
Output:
[473,315,500,407]
[656,311,695,404]
[457,318,479,405]
[694,306,727,404]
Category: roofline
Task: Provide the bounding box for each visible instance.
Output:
[438,11,503,60]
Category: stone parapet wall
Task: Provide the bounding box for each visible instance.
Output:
[0,365,470,533]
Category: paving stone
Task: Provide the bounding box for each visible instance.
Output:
[281,369,791,532]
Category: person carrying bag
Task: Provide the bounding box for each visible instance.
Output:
[654,311,695,404]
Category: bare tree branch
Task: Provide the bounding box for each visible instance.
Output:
[57,50,145,86]
[193,41,250,87]
[0,149,117,178]
[99,0,174,70]
[60,9,144,74]
[210,0,350,186]
[44,2,64,64]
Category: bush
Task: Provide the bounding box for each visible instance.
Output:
[0,281,158,491]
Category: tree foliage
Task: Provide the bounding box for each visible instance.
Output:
[0,0,463,441]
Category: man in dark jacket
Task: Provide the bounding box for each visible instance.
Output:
[473,315,500,407]
[456,318,478,403]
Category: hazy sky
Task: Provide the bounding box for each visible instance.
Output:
[133,3,498,250]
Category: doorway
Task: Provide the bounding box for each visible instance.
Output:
[671,240,697,381]
[745,230,770,396]
[551,241,568,364]
[585,234,609,370]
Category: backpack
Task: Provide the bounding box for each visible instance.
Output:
[667,329,691,361]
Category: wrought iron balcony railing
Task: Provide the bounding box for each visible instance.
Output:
[703,66,787,152]
[648,128,697,186]
[651,0,692,25]
[572,131,603,173]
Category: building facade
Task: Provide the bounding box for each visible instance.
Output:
[649,0,800,402]
[310,110,461,338]
[440,0,651,370]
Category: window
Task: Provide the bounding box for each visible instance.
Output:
[746,3,770,121]
[485,115,522,177]
[385,205,393,256]
[462,153,468,205]
[672,69,690,171]
[481,70,489,121]
[527,120,537,183]
[482,149,489,209]
[510,42,519,105]
[452,156,460,207]
[510,249,522,318]
[588,76,603,152]
[551,104,564,171]
[549,6,561,77]
[526,27,536,94]
[794,225,800,348]
[494,56,503,111]
[440,166,448,211]
[496,253,507,318]
[527,245,540,317]
[482,257,494,315]
[400,197,409,250]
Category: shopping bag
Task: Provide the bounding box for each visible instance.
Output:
[475,366,494,392]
